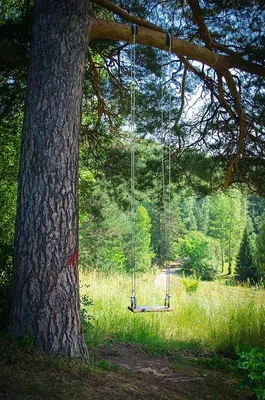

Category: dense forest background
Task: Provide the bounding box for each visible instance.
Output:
[1,111,265,289]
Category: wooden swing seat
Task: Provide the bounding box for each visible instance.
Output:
[128,305,173,313]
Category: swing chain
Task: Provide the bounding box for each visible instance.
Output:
[129,29,173,312]
[130,24,138,309]
[162,32,172,308]
[166,33,172,308]
[130,293,137,309]
[164,293,171,308]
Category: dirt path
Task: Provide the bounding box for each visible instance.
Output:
[97,342,249,399]
[0,337,251,400]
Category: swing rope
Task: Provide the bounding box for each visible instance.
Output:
[161,33,173,308]
[130,25,137,310]
[165,33,172,308]
[161,38,168,304]
[129,27,173,312]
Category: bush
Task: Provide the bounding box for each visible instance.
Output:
[182,276,200,294]
[237,347,265,399]
[176,231,220,280]
[80,293,94,333]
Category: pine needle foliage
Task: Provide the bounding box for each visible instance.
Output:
[235,229,258,284]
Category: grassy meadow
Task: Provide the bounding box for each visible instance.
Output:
[80,271,265,354]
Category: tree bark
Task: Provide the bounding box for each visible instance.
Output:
[9,0,90,360]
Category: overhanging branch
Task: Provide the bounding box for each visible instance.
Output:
[89,18,265,78]
[89,14,265,189]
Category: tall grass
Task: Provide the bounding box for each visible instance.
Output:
[80,271,265,354]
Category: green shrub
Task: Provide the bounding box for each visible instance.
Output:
[18,332,36,353]
[176,231,220,280]
[237,347,265,399]
[197,355,236,372]
[80,293,94,333]
[182,276,199,294]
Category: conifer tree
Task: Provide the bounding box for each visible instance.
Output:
[255,213,265,281]
[235,229,257,284]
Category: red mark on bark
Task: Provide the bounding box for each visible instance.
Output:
[41,98,47,111]
[67,250,78,268]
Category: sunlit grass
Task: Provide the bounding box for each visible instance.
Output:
[80,271,265,354]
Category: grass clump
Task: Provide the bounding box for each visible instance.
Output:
[196,355,237,372]
[93,360,120,371]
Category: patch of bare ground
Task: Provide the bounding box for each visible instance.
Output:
[0,338,251,399]
[97,342,250,399]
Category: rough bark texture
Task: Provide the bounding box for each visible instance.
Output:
[9,0,90,360]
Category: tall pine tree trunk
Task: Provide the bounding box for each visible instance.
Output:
[9,0,90,359]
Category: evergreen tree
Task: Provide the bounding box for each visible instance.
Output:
[235,229,257,284]
[255,213,265,281]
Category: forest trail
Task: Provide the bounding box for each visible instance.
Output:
[154,268,177,288]
[154,260,183,288]
[97,342,248,399]
[154,264,263,302]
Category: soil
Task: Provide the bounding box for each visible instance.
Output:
[96,342,249,400]
[0,338,251,400]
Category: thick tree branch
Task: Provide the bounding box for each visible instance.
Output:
[89,19,229,71]
[89,14,264,189]
[89,18,265,78]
